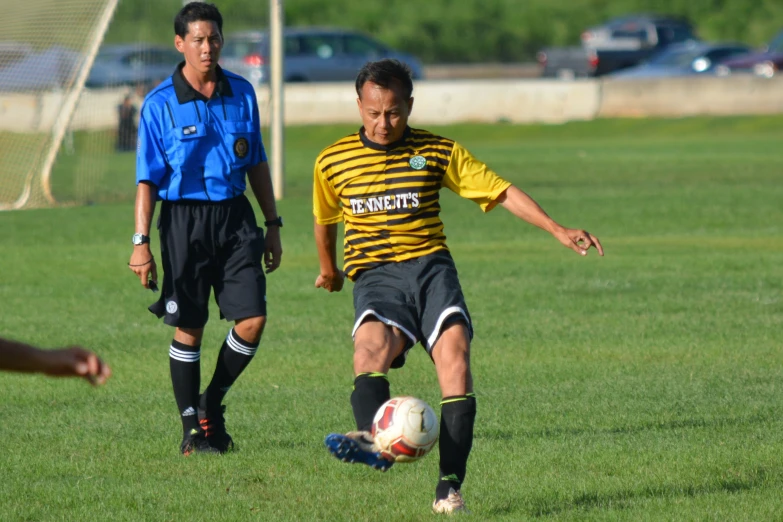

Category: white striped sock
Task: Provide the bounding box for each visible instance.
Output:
[169,345,200,363]
[226,329,258,357]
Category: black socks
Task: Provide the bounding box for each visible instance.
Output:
[350,372,391,432]
[202,328,259,411]
[436,394,477,500]
[169,339,201,435]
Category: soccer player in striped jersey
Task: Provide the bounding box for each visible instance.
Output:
[314,59,603,514]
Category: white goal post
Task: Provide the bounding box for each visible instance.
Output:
[269,0,285,200]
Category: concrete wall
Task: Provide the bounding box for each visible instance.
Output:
[1,75,782,133]
[598,75,783,118]
[277,79,601,125]
[0,89,127,132]
[0,92,61,132]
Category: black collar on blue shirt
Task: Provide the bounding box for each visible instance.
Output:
[172,61,233,104]
[359,126,412,151]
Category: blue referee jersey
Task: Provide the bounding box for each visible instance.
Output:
[136,63,267,201]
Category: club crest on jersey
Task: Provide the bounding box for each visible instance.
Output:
[234,137,249,158]
[409,155,427,170]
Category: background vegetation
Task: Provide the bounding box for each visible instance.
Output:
[106,0,783,62]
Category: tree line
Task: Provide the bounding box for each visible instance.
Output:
[108,0,783,63]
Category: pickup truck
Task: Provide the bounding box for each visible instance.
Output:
[538,15,697,78]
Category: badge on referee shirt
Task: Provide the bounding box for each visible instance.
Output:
[409,155,426,170]
[234,137,249,159]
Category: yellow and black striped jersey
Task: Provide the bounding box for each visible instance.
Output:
[313,126,511,280]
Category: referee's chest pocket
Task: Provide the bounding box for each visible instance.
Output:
[167,123,208,165]
[223,121,254,168]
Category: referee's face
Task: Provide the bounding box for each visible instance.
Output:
[357,81,413,146]
[175,20,223,76]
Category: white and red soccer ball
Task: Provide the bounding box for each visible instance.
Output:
[371,396,439,463]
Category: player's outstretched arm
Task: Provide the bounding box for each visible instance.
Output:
[314,219,344,292]
[0,338,111,385]
[497,185,604,256]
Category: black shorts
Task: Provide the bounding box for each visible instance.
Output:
[352,249,472,368]
[149,195,267,328]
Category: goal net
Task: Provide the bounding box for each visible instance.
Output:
[0,0,121,209]
[1,0,275,210]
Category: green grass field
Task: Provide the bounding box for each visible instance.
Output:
[1,116,782,521]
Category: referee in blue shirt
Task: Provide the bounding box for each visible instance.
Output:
[128,2,283,456]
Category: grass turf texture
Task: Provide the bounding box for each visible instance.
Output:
[1,116,782,520]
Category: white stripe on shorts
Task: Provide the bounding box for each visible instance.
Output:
[352,309,418,346]
[425,306,471,351]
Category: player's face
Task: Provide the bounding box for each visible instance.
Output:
[357,81,413,146]
[175,20,222,76]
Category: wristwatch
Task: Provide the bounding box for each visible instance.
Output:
[132,233,151,245]
[264,216,283,228]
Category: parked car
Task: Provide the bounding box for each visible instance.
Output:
[220,27,424,85]
[539,14,697,78]
[86,44,181,88]
[0,45,81,91]
[608,41,752,79]
[715,30,783,78]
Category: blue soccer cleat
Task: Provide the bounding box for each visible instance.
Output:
[324,431,394,472]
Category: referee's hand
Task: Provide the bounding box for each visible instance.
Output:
[128,246,158,289]
[264,226,283,273]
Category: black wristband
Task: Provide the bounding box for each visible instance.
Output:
[264,216,283,228]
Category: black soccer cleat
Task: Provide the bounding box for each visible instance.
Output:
[180,428,220,456]
[198,398,235,454]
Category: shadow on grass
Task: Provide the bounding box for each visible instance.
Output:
[523,466,773,517]
[477,412,772,441]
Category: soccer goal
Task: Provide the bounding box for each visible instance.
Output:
[1,0,285,210]
[0,0,120,210]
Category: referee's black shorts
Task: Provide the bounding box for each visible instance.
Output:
[149,195,267,328]
[352,249,473,369]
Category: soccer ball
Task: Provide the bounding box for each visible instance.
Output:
[371,396,439,463]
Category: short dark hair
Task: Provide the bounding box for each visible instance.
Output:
[355,59,413,99]
[174,2,223,38]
